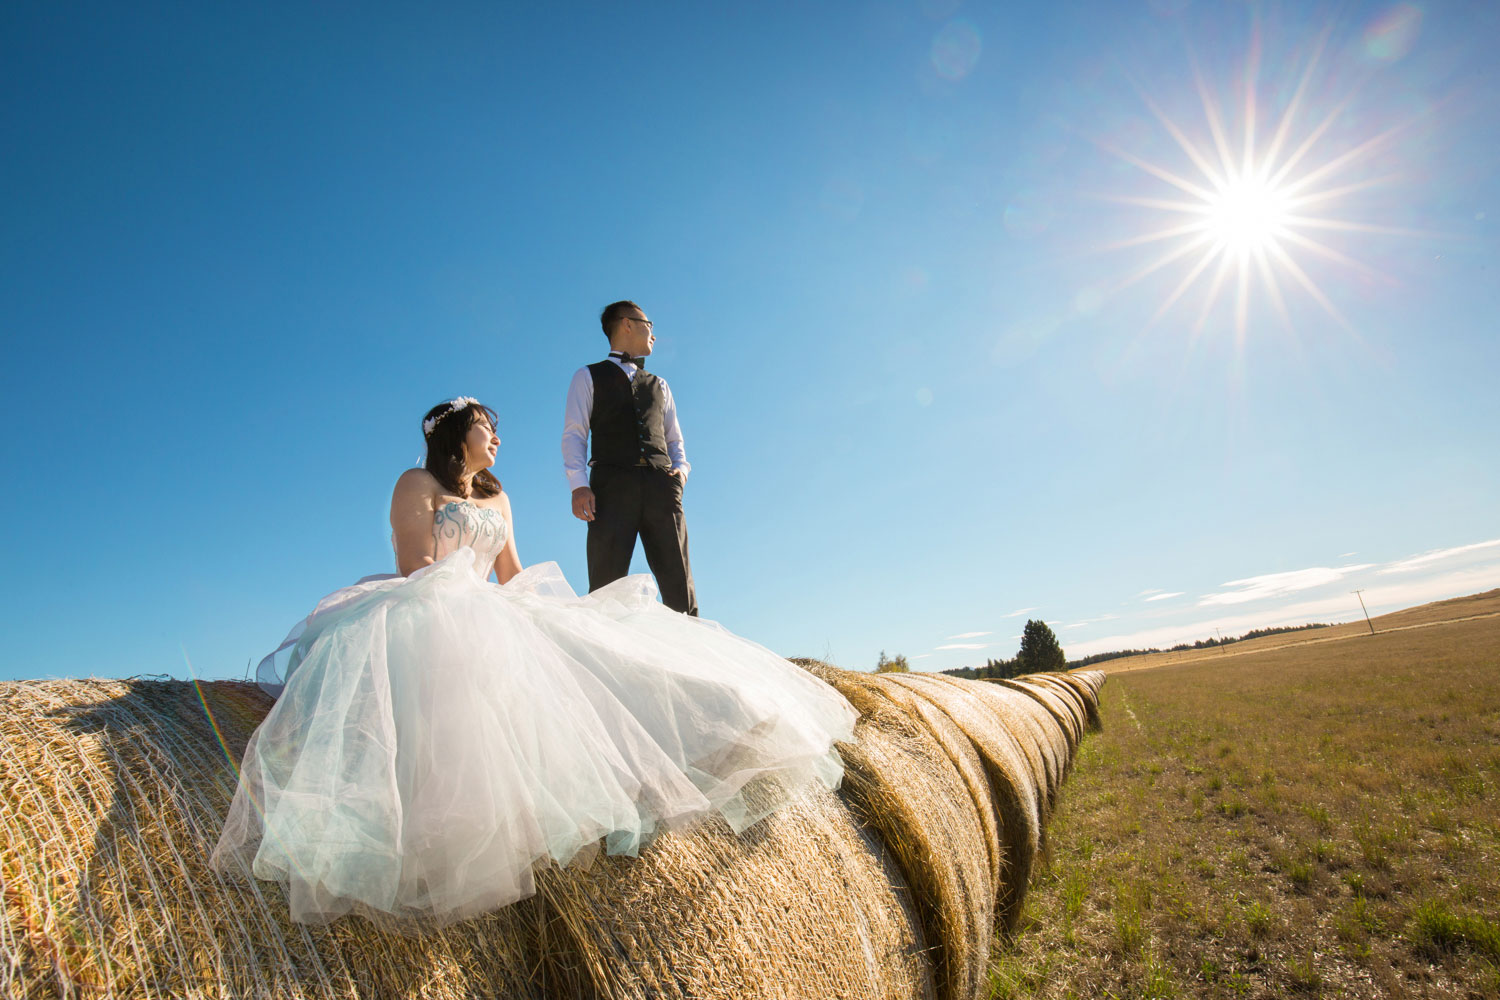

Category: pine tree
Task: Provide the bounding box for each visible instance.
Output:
[1016,619,1066,674]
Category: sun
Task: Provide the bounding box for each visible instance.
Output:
[1206,172,1290,255]
[1093,27,1422,342]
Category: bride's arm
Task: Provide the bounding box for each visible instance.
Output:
[391,470,439,576]
[493,492,522,584]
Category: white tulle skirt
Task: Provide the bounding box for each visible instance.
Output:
[210,550,857,925]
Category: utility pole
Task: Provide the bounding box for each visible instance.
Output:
[1352,590,1375,634]
[1215,627,1227,653]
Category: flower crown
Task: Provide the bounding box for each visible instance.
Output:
[423,397,481,437]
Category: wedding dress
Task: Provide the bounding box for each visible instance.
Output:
[210,500,857,925]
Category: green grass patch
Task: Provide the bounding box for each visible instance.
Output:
[1244,900,1275,938]
[1409,898,1500,961]
[1216,797,1248,819]
[1114,886,1147,954]
[1284,948,1322,992]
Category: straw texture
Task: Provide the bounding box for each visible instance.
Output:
[876,674,1042,932]
[2,667,1104,1000]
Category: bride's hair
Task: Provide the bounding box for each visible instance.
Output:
[423,399,502,499]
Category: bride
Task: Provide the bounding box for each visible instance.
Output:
[211,397,857,925]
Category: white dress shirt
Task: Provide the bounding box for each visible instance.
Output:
[562,356,690,492]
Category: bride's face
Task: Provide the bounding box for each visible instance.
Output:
[464,416,500,472]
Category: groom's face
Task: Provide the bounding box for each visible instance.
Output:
[614,307,655,357]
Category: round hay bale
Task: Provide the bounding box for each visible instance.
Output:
[532,779,933,1000]
[0,679,934,1000]
[800,666,994,1000]
[1067,670,1106,701]
[1003,678,1082,751]
[853,677,1003,896]
[990,681,1072,793]
[872,674,1042,933]
[2,667,1103,1000]
[1037,672,1101,732]
[1021,675,1088,738]
[940,680,1050,822]
[970,682,1065,809]
[1013,676,1087,747]
[0,680,549,1000]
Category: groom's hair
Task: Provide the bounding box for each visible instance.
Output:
[600,300,642,339]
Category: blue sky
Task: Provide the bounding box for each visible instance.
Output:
[2,1,1496,681]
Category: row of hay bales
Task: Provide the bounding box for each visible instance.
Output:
[0,666,1104,1000]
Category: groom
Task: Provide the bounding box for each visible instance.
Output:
[562,300,698,616]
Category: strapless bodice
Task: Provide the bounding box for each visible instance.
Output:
[432,500,509,572]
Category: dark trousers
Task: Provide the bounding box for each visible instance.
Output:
[587,464,698,616]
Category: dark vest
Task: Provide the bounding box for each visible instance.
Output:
[588,362,672,470]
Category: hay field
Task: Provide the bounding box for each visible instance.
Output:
[996,607,1500,998]
[1099,588,1500,674]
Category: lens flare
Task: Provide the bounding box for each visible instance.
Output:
[1363,4,1422,62]
[931,20,982,81]
[184,646,305,883]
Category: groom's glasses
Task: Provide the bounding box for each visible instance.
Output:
[627,317,654,331]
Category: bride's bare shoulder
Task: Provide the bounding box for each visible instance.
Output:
[392,468,442,503]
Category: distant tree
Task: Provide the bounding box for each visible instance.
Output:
[1016,620,1066,674]
[984,655,1020,679]
[874,650,910,673]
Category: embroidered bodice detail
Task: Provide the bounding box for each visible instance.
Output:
[433,500,509,572]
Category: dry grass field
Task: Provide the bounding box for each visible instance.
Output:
[991,596,1500,999]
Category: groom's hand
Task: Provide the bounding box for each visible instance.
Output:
[571,487,596,522]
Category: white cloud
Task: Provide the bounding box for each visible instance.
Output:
[936,642,990,650]
[1180,539,1500,610]
[945,630,993,639]
[1198,564,1375,606]
[913,654,932,660]
[1003,607,1038,618]
[1146,592,1184,602]
[1339,551,1357,558]
[1070,561,1500,659]
[1137,588,1165,597]
[1063,613,1123,628]
[1378,538,1500,575]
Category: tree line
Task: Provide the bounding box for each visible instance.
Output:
[1064,621,1333,668]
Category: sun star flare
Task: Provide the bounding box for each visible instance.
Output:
[1096,27,1419,343]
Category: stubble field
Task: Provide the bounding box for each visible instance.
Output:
[991,597,1500,999]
